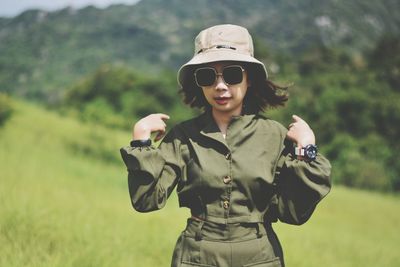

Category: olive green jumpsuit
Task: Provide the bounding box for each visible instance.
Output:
[120,112,332,267]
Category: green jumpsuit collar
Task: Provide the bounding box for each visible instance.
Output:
[198,110,258,148]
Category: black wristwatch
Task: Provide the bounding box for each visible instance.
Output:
[130,139,152,147]
[294,144,318,161]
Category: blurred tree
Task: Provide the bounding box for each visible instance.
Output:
[0,93,13,127]
[369,36,400,90]
[59,38,400,192]
[63,64,195,129]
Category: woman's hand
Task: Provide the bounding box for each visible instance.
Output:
[286,115,315,147]
[133,113,170,141]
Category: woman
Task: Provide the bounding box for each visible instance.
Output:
[120,24,331,267]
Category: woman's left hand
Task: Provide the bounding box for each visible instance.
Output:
[286,115,316,147]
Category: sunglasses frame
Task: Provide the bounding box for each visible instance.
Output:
[194,65,245,87]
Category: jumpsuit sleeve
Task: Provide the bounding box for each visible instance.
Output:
[119,127,184,213]
[271,124,332,225]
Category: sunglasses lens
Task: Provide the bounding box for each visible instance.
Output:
[223,66,243,85]
[195,68,216,86]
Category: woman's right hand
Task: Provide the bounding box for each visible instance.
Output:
[133,113,170,141]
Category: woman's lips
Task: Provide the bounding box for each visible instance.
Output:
[214,96,231,105]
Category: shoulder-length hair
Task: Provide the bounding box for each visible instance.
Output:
[179,62,289,114]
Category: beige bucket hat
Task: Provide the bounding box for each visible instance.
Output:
[177,24,268,87]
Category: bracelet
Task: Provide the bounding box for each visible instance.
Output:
[130,139,152,147]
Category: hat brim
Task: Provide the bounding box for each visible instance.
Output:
[177,49,268,87]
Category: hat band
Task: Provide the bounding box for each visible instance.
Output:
[197,44,240,54]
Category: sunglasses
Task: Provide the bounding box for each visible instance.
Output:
[194,65,245,87]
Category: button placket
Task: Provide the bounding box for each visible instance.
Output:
[223,200,230,209]
[222,149,233,217]
[223,150,232,184]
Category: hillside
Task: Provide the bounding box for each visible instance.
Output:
[1,100,400,266]
[0,0,399,99]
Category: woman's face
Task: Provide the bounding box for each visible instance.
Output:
[198,62,249,117]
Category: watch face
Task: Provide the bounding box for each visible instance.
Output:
[305,145,318,160]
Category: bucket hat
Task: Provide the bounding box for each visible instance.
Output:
[178,24,268,87]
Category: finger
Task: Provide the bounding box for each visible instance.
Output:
[285,130,296,141]
[292,114,303,123]
[154,123,166,133]
[154,130,166,141]
[156,113,170,121]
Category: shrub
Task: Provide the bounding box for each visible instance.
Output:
[326,133,392,191]
[0,93,14,126]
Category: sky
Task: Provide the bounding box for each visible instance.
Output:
[0,0,140,17]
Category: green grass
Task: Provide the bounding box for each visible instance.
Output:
[1,101,399,267]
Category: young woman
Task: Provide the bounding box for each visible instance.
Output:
[120,24,331,267]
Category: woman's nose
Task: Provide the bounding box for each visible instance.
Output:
[215,74,228,90]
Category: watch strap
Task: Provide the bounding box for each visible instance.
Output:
[294,144,318,161]
[294,147,305,156]
[130,139,152,147]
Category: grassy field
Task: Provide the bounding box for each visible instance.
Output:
[1,101,399,267]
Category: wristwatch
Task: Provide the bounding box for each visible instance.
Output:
[294,144,318,161]
[130,139,152,147]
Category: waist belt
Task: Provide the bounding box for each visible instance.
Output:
[184,218,270,241]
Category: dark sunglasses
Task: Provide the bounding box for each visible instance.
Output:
[194,65,245,87]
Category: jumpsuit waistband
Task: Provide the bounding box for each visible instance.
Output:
[184,218,270,242]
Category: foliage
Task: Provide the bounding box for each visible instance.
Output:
[266,41,400,191]
[0,0,399,192]
[0,93,13,126]
[0,0,399,99]
[1,2,400,265]
[1,102,399,267]
[369,36,400,89]
[57,35,400,192]
[61,64,196,129]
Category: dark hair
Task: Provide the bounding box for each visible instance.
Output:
[179,62,289,114]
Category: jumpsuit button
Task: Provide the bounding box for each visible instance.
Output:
[225,152,231,160]
[223,200,229,209]
[223,175,232,184]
